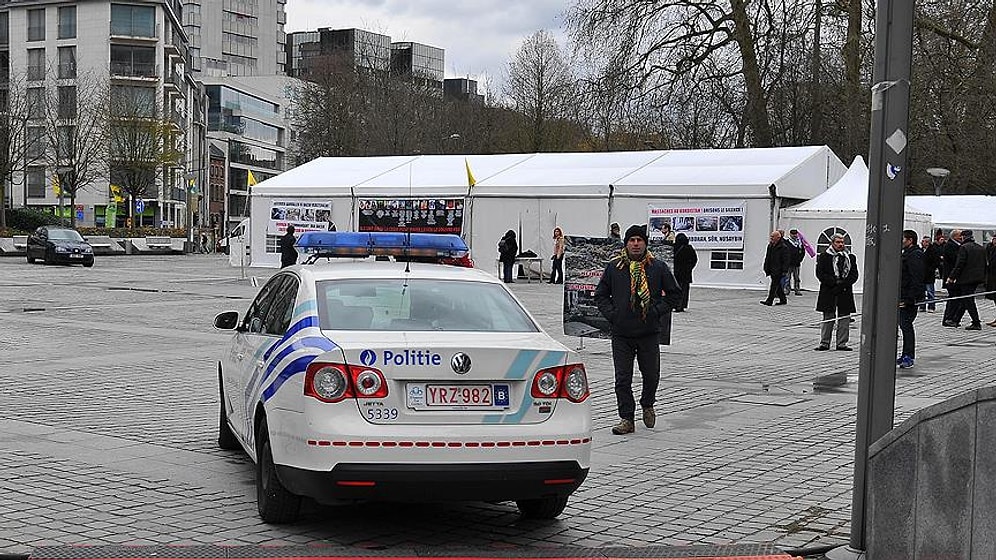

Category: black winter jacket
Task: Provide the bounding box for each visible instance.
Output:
[279,232,298,267]
[672,242,698,283]
[923,242,943,284]
[900,245,925,306]
[763,240,792,277]
[941,239,960,280]
[815,251,859,314]
[594,255,681,338]
[950,239,987,285]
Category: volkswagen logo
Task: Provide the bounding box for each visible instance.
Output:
[450,352,472,374]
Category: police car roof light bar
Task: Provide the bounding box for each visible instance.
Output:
[297,232,471,266]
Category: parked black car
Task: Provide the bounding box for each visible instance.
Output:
[26,226,95,267]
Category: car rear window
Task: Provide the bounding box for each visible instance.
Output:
[315,279,539,332]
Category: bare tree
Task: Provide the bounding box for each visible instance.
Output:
[504,30,576,152]
[0,74,46,228]
[40,70,109,226]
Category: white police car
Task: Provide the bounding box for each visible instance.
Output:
[214,232,591,523]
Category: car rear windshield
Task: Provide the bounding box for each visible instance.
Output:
[315,279,539,332]
[48,229,83,241]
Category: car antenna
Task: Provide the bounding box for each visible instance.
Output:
[402,159,413,286]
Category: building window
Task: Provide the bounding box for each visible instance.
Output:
[710,251,744,270]
[58,6,76,39]
[56,126,74,159]
[58,85,76,119]
[58,46,76,79]
[27,8,45,42]
[110,4,156,37]
[27,166,46,198]
[110,85,156,116]
[817,227,853,254]
[110,45,157,78]
[27,88,45,119]
[27,48,45,81]
[0,51,9,85]
[26,126,46,159]
[0,11,9,46]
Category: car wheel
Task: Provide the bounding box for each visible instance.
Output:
[515,495,569,519]
[83,260,94,268]
[255,419,301,523]
[217,371,240,451]
[26,253,35,264]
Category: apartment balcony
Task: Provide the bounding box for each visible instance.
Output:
[163,69,183,92]
[110,23,160,41]
[110,62,159,80]
[171,109,188,130]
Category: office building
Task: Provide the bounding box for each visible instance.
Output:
[444,77,484,103]
[285,28,392,80]
[181,0,287,77]
[390,41,443,89]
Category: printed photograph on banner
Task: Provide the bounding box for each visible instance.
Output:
[358,198,464,234]
[648,201,747,250]
[267,200,334,234]
[562,236,673,344]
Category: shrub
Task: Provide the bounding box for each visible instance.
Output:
[4,208,63,233]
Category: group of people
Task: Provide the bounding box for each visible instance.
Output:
[760,229,808,305]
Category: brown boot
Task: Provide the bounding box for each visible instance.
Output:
[642,407,656,428]
[611,419,635,435]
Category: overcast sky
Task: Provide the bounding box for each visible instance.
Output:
[284,0,570,84]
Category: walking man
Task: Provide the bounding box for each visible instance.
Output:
[279,225,298,268]
[898,230,925,369]
[761,230,791,306]
[786,229,805,295]
[815,234,859,351]
[941,229,963,326]
[947,229,986,330]
[595,224,681,435]
[921,234,943,312]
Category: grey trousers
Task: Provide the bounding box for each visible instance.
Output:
[821,311,850,347]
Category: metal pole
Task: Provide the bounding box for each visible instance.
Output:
[834,0,914,556]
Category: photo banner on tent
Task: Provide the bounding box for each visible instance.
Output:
[562,236,674,344]
[357,198,463,234]
[647,200,747,250]
[267,200,334,234]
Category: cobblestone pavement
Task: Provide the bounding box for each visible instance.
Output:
[2,255,994,555]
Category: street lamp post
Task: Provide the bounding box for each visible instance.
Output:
[926,167,950,196]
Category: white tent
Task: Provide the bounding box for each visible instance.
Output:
[779,156,933,292]
[906,195,996,239]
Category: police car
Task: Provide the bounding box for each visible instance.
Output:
[213,232,591,523]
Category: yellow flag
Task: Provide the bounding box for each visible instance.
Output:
[53,174,61,197]
[465,158,476,188]
[247,170,257,187]
[110,184,124,203]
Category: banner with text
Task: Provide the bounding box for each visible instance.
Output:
[358,198,463,234]
[267,200,334,234]
[647,200,746,249]
[562,236,673,344]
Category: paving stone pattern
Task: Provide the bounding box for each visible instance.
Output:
[1,255,994,555]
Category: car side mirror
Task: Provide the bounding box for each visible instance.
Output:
[214,311,240,330]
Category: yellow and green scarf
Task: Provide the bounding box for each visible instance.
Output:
[615,249,654,319]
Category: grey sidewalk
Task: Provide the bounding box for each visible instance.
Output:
[1,255,994,555]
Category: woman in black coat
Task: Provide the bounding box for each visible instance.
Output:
[814,235,859,350]
[672,233,697,312]
[497,230,518,283]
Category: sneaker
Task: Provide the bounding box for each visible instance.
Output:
[966,323,982,331]
[642,407,656,428]
[815,344,830,351]
[611,419,635,435]
[898,357,915,369]
[896,355,906,365]
[759,300,773,306]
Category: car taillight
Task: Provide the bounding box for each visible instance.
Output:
[530,364,589,403]
[305,362,388,402]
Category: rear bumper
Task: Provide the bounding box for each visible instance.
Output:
[276,461,588,505]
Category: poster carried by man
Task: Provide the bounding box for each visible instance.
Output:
[358,198,463,234]
[648,201,746,250]
[562,235,674,344]
[267,200,333,234]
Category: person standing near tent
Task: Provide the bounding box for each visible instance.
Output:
[786,229,805,295]
[814,234,859,351]
[548,227,565,284]
[761,230,791,306]
[898,230,925,369]
[941,229,963,326]
[498,230,518,283]
[594,224,681,435]
[947,229,986,330]
[921,234,943,312]
[279,225,298,268]
[985,235,996,327]
[672,233,697,312]
[609,223,621,240]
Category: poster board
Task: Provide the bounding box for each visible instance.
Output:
[358,198,463,234]
[648,200,746,249]
[267,200,334,234]
[562,236,674,344]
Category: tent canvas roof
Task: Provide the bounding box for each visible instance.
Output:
[785,156,930,216]
[905,195,996,230]
[470,151,665,196]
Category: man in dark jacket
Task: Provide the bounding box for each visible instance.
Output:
[786,229,805,295]
[672,233,697,312]
[941,229,963,326]
[497,230,518,283]
[594,224,681,435]
[279,225,298,268]
[947,229,987,330]
[898,230,926,369]
[921,234,944,312]
[814,234,859,351]
[761,230,791,306]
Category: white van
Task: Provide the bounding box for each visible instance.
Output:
[225,218,250,267]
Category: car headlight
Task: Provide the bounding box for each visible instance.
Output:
[55,246,69,253]
[83,247,93,254]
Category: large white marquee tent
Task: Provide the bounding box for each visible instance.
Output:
[906,195,996,239]
[778,156,933,292]
[244,147,847,289]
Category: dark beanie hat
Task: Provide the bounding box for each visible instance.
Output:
[962,229,974,239]
[624,224,648,243]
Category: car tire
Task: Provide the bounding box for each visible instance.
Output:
[515,495,569,519]
[217,371,240,451]
[26,253,35,264]
[255,419,301,524]
[83,260,94,268]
